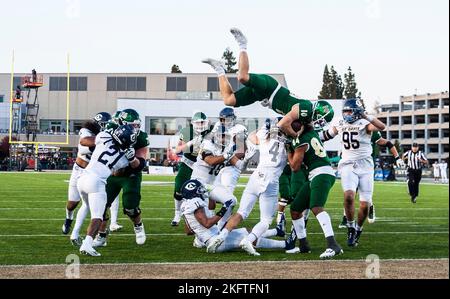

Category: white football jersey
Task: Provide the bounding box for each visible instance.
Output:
[181,197,219,244]
[256,128,287,178]
[84,131,129,183]
[77,128,95,162]
[191,138,226,185]
[335,118,372,162]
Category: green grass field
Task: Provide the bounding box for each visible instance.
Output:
[0,172,448,265]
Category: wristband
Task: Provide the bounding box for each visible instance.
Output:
[366,115,375,122]
[216,207,227,217]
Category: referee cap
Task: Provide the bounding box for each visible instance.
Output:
[412,142,419,147]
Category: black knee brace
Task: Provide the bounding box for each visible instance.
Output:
[123,207,142,219]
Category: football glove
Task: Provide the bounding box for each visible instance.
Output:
[124,147,136,161]
[395,157,405,168]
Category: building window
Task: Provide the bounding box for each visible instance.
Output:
[401,101,413,111]
[0,95,3,103]
[380,131,387,139]
[428,114,439,124]
[443,98,449,109]
[390,131,399,139]
[402,116,412,125]
[428,144,439,153]
[389,117,399,125]
[414,115,425,125]
[49,77,87,91]
[442,144,449,154]
[13,76,22,89]
[443,129,449,138]
[429,129,439,138]
[207,77,219,92]
[243,118,260,132]
[228,77,244,91]
[415,130,425,139]
[147,118,179,135]
[443,114,449,123]
[107,76,146,91]
[402,131,412,139]
[166,77,187,91]
[414,100,426,110]
[428,99,439,109]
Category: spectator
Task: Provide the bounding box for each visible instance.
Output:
[32,69,37,83]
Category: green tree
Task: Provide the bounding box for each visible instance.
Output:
[222,48,238,73]
[330,66,344,99]
[318,65,332,99]
[171,64,182,73]
[344,66,361,99]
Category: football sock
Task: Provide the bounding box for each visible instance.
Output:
[66,208,74,220]
[84,235,93,247]
[218,228,229,240]
[292,218,307,239]
[247,221,270,242]
[356,224,363,232]
[70,202,89,240]
[326,236,339,249]
[347,220,356,229]
[256,237,285,249]
[316,211,334,238]
[174,199,182,216]
[134,222,143,228]
[276,211,284,224]
[110,197,119,224]
[245,232,258,244]
[261,228,277,238]
[303,209,311,221]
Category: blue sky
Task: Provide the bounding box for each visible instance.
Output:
[0,0,448,109]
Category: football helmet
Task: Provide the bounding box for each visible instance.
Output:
[119,109,141,134]
[93,112,112,131]
[312,100,334,129]
[219,107,236,129]
[191,111,209,134]
[265,117,290,144]
[181,179,208,200]
[342,98,365,124]
[112,111,122,125]
[112,124,137,150]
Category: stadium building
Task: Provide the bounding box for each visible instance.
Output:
[376,91,449,163]
[0,72,343,162]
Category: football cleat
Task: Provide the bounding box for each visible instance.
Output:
[70,237,83,247]
[171,214,181,227]
[206,235,225,253]
[239,239,260,256]
[201,58,225,73]
[319,247,344,259]
[80,243,101,257]
[61,219,73,235]
[347,227,357,247]
[411,196,417,204]
[193,237,205,248]
[355,230,363,246]
[338,215,348,229]
[368,205,376,224]
[109,223,123,232]
[285,234,300,254]
[134,223,146,245]
[92,235,107,248]
[230,27,248,47]
[299,238,312,254]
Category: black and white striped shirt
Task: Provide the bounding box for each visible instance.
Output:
[403,150,427,170]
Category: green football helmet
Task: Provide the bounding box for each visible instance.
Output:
[191,111,209,134]
[119,108,141,134]
[112,110,122,124]
[312,100,334,130]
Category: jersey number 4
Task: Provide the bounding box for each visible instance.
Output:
[98,145,124,169]
[342,132,360,150]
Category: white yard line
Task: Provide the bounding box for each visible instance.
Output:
[0,258,448,268]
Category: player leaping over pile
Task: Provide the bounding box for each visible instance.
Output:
[202,27,333,137]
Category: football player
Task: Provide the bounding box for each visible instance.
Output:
[321,98,386,247]
[202,27,333,138]
[190,122,241,230]
[213,108,248,194]
[181,179,289,254]
[77,124,137,256]
[207,118,293,256]
[171,111,213,226]
[286,122,343,259]
[93,109,149,247]
[62,112,111,246]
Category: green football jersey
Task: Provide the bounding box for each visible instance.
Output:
[178,124,214,162]
[292,129,330,171]
[272,87,313,123]
[105,122,149,150]
[371,131,382,159]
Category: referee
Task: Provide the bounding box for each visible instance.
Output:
[403,143,428,203]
